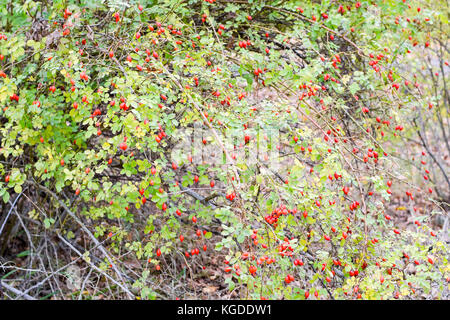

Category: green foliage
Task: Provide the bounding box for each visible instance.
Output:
[0,0,448,300]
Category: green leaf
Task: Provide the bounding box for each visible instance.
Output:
[204,232,213,239]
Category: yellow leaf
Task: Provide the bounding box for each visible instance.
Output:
[102,142,111,150]
[400,288,410,296]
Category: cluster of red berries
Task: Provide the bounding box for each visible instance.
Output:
[155,124,167,143]
[264,204,292,226]
[284,274,295,284]
[225,192,236,201]
[238,40,252,48]
[349,200,360,211]
[9,94,19,102]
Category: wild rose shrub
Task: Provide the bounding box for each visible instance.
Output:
[0,0,448,300]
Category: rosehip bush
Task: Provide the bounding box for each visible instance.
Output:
[0,0,448,300]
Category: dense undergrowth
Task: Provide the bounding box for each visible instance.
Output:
[0,0,448,300]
